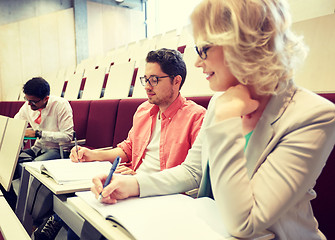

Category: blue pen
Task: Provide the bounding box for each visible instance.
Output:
[98,156,121,201]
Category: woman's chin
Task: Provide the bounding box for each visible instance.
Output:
[209,82,224,92]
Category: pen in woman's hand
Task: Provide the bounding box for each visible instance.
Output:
[98,156,121,201]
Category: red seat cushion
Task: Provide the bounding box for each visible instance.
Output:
[85,99,120,149]
[69,100,91,140]
[112,98,146,147]
[312,93,335,239]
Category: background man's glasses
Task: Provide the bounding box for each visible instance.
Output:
[24,97,42,106]
[140,75,172,87]
[195,45,212,60]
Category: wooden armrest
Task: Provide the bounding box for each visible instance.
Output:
[24,137,37,140]
[185,188,198,198]
[59,139,86,147]
[59,139,86,159]
[96,146,114,151]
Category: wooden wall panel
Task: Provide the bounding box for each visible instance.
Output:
[128,7,146,43]
[19,17,42,81]
[0,8,76,101]
[0,22,23,100]
[289,0,335,23]
[293,14,335,92]
[57,9,76,73]
[102,5,128,51]
[87,2,144,59]
[39,12,60,75]
[87,1,104,58]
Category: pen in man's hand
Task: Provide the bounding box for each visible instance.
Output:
[98,156,121,201]
[73,131,79,161]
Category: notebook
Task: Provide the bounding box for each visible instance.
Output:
[76,191,231,240]
[23,159,112,184]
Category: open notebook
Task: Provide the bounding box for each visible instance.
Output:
[23,159,111,184]
[76,191,231,240]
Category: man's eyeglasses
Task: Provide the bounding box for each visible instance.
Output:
[139,75,172,87]
[24,97,43,106]
[195,45,212,60]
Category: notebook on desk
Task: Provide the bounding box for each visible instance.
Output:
[76,191,275,240]
[23,159,112,184]
[77,191,229,240]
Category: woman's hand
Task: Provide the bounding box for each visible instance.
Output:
[91,174,140,204]
[215,85,259,122]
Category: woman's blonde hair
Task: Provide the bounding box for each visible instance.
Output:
[191,0,308,95]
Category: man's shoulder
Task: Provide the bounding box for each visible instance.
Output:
[49,95,70,105]
[182,99,207,114]
[134,100,154,116]
[47,96,72,113]
[169,99,206,121]
[136,100,152,111]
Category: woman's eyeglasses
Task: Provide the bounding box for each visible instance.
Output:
[139,75,172,87]
[195,45,212,60]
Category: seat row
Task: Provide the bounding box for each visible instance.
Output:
[10,26,209,102]
[0,96,211,149]
[42,45,213,102]
[0,93,334,239]
[38,26,211,102]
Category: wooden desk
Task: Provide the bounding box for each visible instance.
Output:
[68,196,274,240]
[0,196,30,240]
[14,162,138,239]
[16,165,131,238]
[25,166,92,195]
[16,167,274,240]
[16,165,93,236]
[68,197,133,239]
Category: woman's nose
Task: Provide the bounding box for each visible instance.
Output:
[194,55,203,68]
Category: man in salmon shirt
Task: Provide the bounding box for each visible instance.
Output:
[71,48,206,175]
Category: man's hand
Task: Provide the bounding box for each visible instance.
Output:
[91,174,140,204]
[25,129,36,138]
[70,146,93,162]
[115,165,136,175]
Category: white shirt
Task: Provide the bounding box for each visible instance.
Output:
[15,95,74,152]
[136,114,161,174]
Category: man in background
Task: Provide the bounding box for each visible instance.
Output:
[15,77,73,165]
[1,77,73,208]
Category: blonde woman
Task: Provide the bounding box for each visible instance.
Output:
[92,0,335,239]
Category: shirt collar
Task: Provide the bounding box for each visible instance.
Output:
[149,94,186,119]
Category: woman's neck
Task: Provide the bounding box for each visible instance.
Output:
[241,91,271,135]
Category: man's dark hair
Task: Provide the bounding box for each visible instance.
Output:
[23,77,50,99]
[146,48,187,90]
